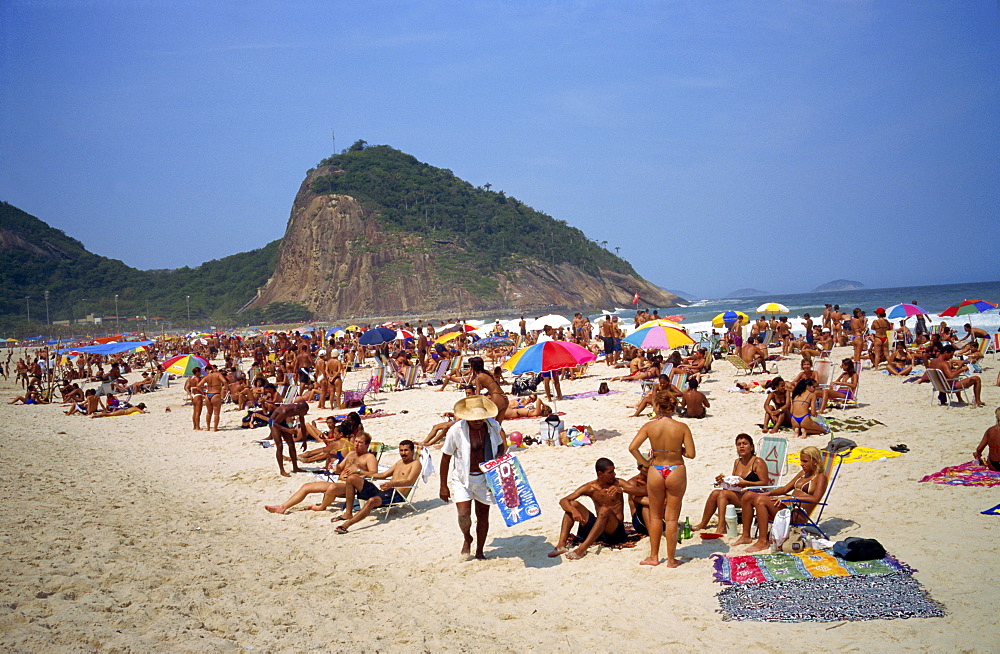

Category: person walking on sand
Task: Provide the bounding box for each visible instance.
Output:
[628,390,696,567]
[439,396,505,560]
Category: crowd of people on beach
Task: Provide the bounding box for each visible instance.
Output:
[6,301,999,565]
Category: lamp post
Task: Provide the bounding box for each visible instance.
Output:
[186,295,191,321]
[115,294,119,330]
[44,290,50,326]
[146,300,150,337]
[25,296,30,323]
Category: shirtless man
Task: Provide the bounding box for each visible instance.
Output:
[264,431,378,513]
[974,408,1000,472]
[680,378,710,418]
[269,401,310,477]
[870,308,892,368]
[548,458,640,560]
[740,336,767,373]
[198,365,226,431]
[930,346,985,406]
[294,344,314,387]
[65,388,101,415]
[600,316,618,366]
[334,440,422,533]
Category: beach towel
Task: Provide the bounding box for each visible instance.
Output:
[711,549,914,586]
[919,460,1000,487]
[560,389,624,400]
[821,416,885,433]
[504,411,566,422]
[981,503,1000,516]
[788,446,899,466]
[716,573,945,622]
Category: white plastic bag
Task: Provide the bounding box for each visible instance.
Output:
[770,508,791,549]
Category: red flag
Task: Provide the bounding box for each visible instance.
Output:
[632,293,640,305]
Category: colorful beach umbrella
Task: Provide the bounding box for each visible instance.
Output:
[664,315,685,322]
[502,340,596,374]
[712,311,749,328]
[756,302,789,315]
[394,329,415,340]
[885,304,929,320]
[939,299,998,317]
[434,330,467,345]
[636,319,685,330]
[438,323,477,336]
[162,354,209,376]
[623,324,696,350]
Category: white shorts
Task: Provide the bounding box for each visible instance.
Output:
[450,473,494,505]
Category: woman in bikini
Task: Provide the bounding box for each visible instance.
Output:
[469,356,509,425]
[886,342,914,376]
[198,365,226,432]
[817,358,858,414]
[788,379,825,438]
[735,445,829,553]
[693,433,770,534]
[628,389,696,567]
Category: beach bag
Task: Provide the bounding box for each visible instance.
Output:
[779,527,807,553]
[598,382,610,395]
[539,414,564,445]
[770,508,792,549]
[512,373,541,396]
[833,537,886,561]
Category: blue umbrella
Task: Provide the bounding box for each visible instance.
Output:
[358,327,397,345]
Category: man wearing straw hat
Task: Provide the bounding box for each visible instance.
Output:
[439,395,506,560]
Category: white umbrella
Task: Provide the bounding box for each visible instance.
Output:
[526,314,572,331]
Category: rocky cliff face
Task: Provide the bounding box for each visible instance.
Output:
[250,166,682,318]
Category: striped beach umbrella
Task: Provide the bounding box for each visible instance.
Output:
[162,354,209,376]
[502,340,596,374]
[939,299,997,317]
[623,324,696,350]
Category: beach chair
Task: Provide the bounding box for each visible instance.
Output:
[926,368,966,407]
[281,382,299,404]
[761,330,775,348]
[991,334,1000,361]
[726,355,753,376]
[424,358,450,385]
[754,436,788,492]
[150,371,170,390]
[828,370,860,410]
[671,372,689,391]
[373,475,421,521]
[780,448,847,539]
[395,364,419,390]
[343,373,380,407]
[813,359,834,390]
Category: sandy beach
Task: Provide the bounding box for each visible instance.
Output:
[1,346,998,652]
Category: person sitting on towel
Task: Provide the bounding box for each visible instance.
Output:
[333,440,422,534]
[548,457,642,560]
[974,407,1000,472]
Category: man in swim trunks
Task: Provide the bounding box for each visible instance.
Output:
[334,440,422,533]
[548,458,641,560]
[680,378,710,418]
[439,396,505,560]
[269,401,310,477]
[600,316,617,365]
[930,346,985,406]
[974,408,1000,472]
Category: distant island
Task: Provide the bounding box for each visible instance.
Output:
[726,288,770,298]
[813,279,867,292]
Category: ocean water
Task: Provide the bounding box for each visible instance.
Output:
[590,280,1000,337]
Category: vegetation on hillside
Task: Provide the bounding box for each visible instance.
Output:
[0,202,283,335]
[312,143,637,283]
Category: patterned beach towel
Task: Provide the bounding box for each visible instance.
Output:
[919,460,1000,487]
[717,573,945,622]
[711,549,914,586]
[822,416,885,433]
[560,389,624,400]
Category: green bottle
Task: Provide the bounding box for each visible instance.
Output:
[683,517,692,540]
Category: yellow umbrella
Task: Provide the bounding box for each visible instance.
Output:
[434,331,465,345]
[345,325,361,332]
[756,302,789,315]
[712,311,749,328]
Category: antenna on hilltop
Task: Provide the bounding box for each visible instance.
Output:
[331,129,336,156]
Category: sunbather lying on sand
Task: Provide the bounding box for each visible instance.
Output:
[90,403,147,417]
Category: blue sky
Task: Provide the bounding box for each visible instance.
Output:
[1,1,997,298]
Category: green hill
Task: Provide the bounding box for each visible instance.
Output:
[311,142,638,280]
[0,201,281,335]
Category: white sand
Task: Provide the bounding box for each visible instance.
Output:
[1,347,998,651]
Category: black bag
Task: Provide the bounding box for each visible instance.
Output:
[833,537,886,561]
[511,373,541,396]
[598,382,610,394]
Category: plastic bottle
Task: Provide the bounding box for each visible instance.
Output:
[725,505,739,538]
